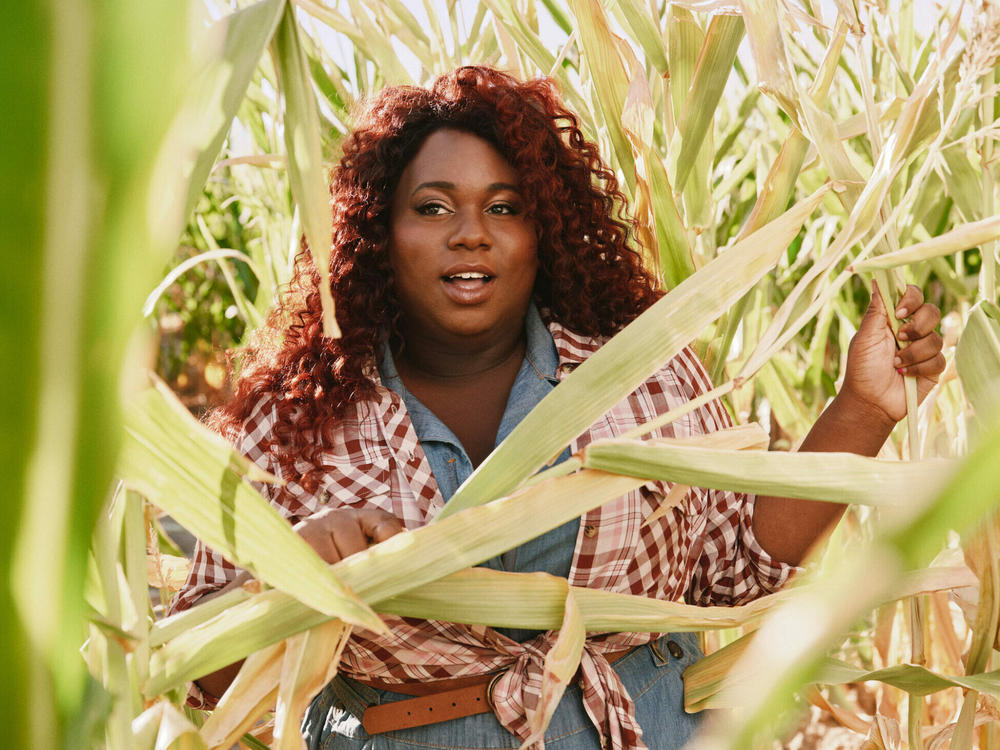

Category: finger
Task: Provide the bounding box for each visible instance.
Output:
[898,351,946,380]
[893,284,924,319]
[898,304,941,341]
[295,519,343,564]
[330,516,370,560]
[859,279,890,333]
[895,331,944,366]
[357,509,404,543]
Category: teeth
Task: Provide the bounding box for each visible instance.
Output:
[448,272,489,280]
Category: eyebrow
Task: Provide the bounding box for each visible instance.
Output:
[411,181,520,196]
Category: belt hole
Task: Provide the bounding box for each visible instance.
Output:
[452,702,457,707]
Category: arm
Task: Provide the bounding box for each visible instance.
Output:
[752,282,945,565]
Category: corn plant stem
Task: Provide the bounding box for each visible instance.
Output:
[982,64,997,303]
[124,492,150,692]
[908,596,926,750]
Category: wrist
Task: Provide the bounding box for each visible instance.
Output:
[831,387,898,436]
[800,388,897,457]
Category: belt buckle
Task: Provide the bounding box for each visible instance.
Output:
[485,671,504,710]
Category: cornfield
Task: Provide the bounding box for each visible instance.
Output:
[5,0,1000,748]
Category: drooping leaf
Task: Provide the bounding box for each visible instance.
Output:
[272,3,339,337]
[118,379,385,632]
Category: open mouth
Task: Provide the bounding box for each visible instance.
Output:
[442,271,494,283]
[440,270,496,304]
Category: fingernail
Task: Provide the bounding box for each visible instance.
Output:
[896,307,908,317]
[894,356,902,367]
[898,331,908,341]
[896,367,905,374]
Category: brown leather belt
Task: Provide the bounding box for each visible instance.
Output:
[360,647,635,734]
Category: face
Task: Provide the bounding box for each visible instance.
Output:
[388,128,539,347]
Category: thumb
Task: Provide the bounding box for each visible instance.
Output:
[858,278,890,337]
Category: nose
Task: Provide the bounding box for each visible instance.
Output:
[448,208,490,251]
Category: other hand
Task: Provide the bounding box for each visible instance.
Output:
[294,507,404,565]
[842,281,945,424]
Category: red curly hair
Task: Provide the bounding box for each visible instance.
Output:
[212,66,662,492]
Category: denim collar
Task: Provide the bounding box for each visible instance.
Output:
[378,303,559,448]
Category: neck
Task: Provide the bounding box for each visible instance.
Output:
[394,325,526,381]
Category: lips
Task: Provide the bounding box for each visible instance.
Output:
[440,263,496,305]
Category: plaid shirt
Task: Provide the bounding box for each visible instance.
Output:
[171,319,793,748]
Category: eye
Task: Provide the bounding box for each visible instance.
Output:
[487,202,519,215]
[416,202,449,216]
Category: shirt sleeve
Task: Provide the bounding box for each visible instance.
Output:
[667,348,799,606]
[166,399,281,616]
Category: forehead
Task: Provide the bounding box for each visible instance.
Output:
[397,128,520,191]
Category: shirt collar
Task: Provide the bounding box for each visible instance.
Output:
[377,341,459,445]
[539,309,606,376]
[523,303,560,385]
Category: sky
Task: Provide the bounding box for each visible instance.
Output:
[303,0,949,87]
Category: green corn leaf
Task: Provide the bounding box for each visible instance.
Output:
[538,0,573,36]
[579,439,954,507]
[566,0,636,189]
[853,215,1000,271]
[817,660,1000,700]
[672,13,745,193]
[271,3,339,337]
[955,301,1000,430]
[647,150,695,287]
[610,0,668,75]
[177,0,285,227]
[118,379,385,632]
[344,0,412,83]
[12,0,202,736]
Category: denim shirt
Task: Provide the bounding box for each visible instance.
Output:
[378,305,577,642]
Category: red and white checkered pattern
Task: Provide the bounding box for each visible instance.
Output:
[171,320,793,748]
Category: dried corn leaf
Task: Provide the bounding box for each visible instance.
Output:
[200,641,284,749]
[580,439,953,507]
[520,586,584,747]
[854,215,1000,271]
[132,701,207,750]
[272,620,352,750]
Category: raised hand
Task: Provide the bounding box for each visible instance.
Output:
[841,281,945,425]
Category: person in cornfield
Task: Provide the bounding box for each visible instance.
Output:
[170,66,945,750]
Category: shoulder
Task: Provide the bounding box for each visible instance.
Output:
[545,314,712,394]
